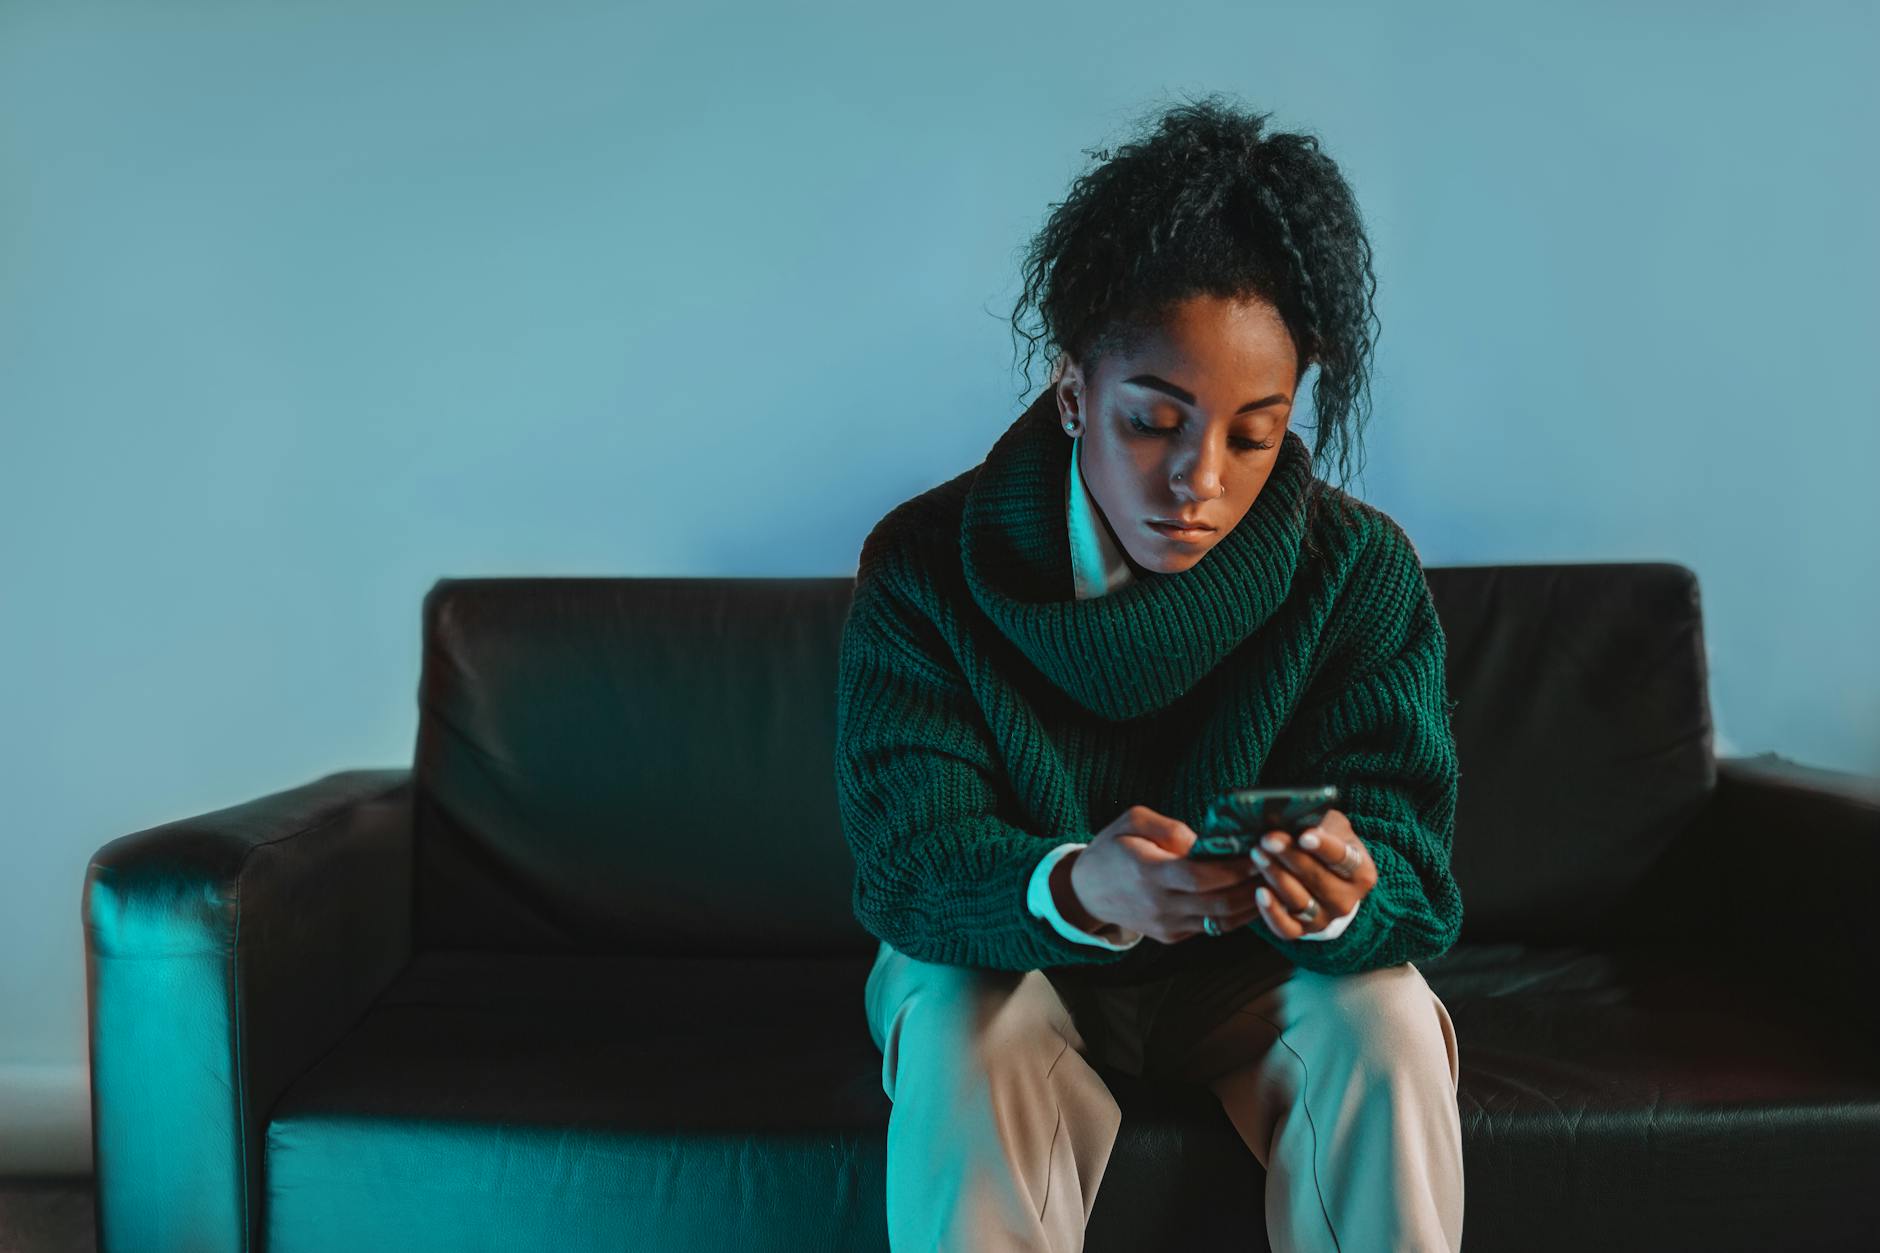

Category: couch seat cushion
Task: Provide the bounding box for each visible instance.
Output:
[263,945,1880,1252]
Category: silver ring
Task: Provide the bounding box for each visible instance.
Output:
[1328,842,1365,881]
[1289,898,1322,926]
[1202,915,1221,938]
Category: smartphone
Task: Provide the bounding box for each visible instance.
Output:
[1188,785,1340,859]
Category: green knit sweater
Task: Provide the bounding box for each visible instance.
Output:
[834,387,1464,981]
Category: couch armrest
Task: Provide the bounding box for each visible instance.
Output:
[1614,752,1880,1038]
[83,768,414,1253]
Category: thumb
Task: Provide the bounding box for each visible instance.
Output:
[1122,808,1198,860]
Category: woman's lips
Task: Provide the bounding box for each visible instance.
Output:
[1147,520,1213,543]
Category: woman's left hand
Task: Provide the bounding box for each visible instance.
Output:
[1249,806,1378,939]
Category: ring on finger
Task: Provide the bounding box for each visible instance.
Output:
[1326,841,1365,881]
[1263,879,1322,927]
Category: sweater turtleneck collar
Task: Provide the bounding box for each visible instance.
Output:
[959,385,1315,722]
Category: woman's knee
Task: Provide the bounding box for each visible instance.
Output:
[873,957,1080,1094]
[1290,961,1458,1090]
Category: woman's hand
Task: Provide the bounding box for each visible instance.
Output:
[1063,804,1264,944]
[1248,806,1378,939]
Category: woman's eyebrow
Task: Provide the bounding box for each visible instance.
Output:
[1123,374,1288,413]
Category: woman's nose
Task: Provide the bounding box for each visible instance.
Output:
[1172,447,1227,496]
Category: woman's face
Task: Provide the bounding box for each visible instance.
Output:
[1055,294,1301,576]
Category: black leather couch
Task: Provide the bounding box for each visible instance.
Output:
[83,562,1880,1252]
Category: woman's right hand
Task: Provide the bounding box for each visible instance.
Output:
[1063,804,1265,944]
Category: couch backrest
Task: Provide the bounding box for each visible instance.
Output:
[409,562,1715,955]
[1427,561,1716,943]
[411,576,864,956]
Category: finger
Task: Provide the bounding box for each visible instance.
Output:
[1293,824,1367,880]
[1213,899,1265,934]
[1254,884,1301,939]
[1249,846,1322,908]
[1195,906,1263,938]
[1159,853,1260,894]
[1249,858,1337,934]
[1127,807,1199,856]
[1191,878,1263,924]
[1291,824,1346,865]
[1254,833,1357,909]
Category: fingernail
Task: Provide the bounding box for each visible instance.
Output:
[1298,831,1321,850]
[1260,833,1286,853]
[1249,847,1270,868]
[1255,886,1272,907]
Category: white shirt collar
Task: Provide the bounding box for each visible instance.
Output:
[1065,434,1137,600]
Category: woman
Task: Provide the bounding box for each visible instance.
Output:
[834,94,1465,1253]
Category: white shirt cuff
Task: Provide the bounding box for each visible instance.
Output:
[1026,842,1144,950]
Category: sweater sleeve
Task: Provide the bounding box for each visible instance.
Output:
[834,544,1137,972]
[1259,518,1465,976]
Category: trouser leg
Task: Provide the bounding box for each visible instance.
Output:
[1148,958,1465,1253]
[864,940,1124,1253]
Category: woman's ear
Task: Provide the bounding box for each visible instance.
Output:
[1054,362,1087,432]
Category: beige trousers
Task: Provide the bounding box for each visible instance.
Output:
[864,937,1464,1252]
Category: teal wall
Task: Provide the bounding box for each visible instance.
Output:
[2,0,1874,1170]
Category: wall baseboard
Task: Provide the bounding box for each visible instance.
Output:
[0,1064,92,1176]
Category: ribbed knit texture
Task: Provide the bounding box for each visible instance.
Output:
[835,386,1463,980]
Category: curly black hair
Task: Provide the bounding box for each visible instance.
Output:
[1007,93,1382,548]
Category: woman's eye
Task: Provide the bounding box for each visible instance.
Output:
[1128,414,1274,452]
